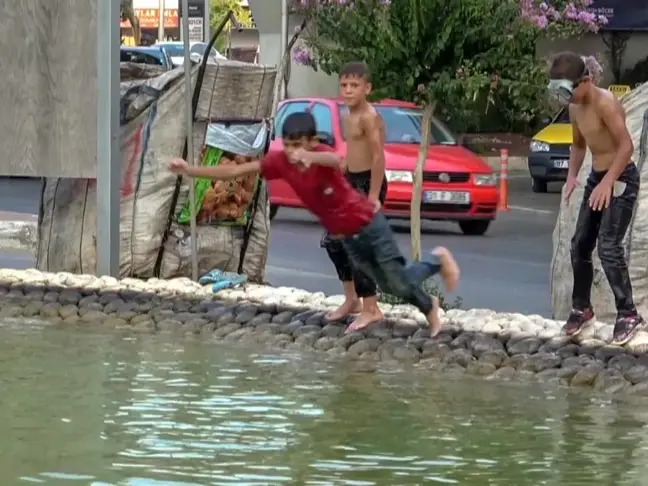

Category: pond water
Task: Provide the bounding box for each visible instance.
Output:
[2,321,648,485]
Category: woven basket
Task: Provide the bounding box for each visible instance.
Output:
[195,59,277,122]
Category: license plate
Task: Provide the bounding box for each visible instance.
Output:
[424,191,470,204]
[554,159,569,169]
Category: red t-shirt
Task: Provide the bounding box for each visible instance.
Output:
[260,145,375,235]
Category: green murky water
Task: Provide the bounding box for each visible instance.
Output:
[2,321,648,485]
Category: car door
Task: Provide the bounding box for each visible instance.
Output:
[267,101,310,208]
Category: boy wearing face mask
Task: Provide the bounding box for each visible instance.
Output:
[548,51,644,345]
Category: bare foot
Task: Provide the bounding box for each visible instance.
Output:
[432,247,460,293]
[326,298,362,322]
[345,309,384,334]
[426,296,442,337]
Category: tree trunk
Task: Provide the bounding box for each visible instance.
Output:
[410,102,435,261]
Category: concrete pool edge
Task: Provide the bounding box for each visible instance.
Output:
[3,268,648,395]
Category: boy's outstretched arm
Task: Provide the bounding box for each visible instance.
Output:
[290,148,343,169]
[169,158,261,179]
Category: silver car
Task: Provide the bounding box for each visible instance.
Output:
[154,41,227,67]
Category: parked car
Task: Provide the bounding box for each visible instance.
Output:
[268,98,499,236]
[527,108,572,193]
[120,46,173,70]
[154,41,227,67]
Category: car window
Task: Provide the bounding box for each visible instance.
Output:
[274,102,309,137]
[338,104,456,144]
[162,45,184,57]
[190,43,220,58]
[120,51,163,66]
[310,103,333,134]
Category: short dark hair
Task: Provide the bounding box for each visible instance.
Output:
[340,61,371,81]
[549,52,588,82]
[282,112,317,139]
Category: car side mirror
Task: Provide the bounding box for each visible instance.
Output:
[189,52,202,64]
[539,116,552,127]
[317,131,335,147]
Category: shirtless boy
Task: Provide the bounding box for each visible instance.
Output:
[548,51,644,345]
[168,111,460,336]
[322,61,387,331]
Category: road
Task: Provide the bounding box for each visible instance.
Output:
[0,176,563,317]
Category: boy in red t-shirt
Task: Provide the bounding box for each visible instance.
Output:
[168,112,460,336]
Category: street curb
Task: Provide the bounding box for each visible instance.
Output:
[483,156,528,174]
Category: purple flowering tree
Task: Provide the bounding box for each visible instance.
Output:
[291,0,606,259]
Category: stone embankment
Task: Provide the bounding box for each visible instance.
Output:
[3,268,648,395]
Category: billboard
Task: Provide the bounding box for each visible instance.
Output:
[590,0,648,31]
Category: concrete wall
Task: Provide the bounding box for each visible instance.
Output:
[537,32,648,86]
[0,0,98,178]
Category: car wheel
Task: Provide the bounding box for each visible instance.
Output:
[269,204,278,220]
[458,220,491,236]
[531,178,548,193]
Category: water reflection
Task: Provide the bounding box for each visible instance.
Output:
[1,322,648,484]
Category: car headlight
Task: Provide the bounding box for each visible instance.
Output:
[530,140,550,152]
[473,173,497,186]
[385,170,413,183]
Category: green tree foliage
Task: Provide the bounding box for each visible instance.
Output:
[209,0,253,53]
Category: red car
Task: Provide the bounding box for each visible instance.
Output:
[268,97,499,235]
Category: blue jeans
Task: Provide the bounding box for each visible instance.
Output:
[342,212,441,314]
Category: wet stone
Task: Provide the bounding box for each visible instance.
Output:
[281,321,304,335]
[303,312,325,328]
[450,333,473,350]
[157,319,182,331]
[80,310,107,322]
[557,343,581,358]
[150,309,177,323]
[215,311,236,327]
[507,337,543,356]
[467,361,497,376]
[63,315,82,326]
[392,322,419,338]
[369,327,393,340]
[348,338,382,356]
[182,318,209,334]
[535,368,564,385]
[505,353,531,370]
[133,318,156,332]
[272,311,295,324]
[407,338,427,351]
[413,328,431,340]
[295,332,320,347]
[540,336,572,353]
[224,328,248,341]
[58,304,79,319]
[248,313,273,327]
[607,354,637,373]
[321,324,345,338]
[571,363,605,386]
[315,336,338,351]
[520,353,562,373]
[443,349,474,368]
[557,366,581,381]
[235,308,258,324]
[22,302,43,317]
[421,342,451,361]
[294,324,322,338]
[115,310,137,322]
[78,303,104,315]
[79,294,99,307]
[623,365,648,385]
[562,354,593,369]
[104,317,129,328]
[43,291,60,303]
[338,332,364,350]
[487,366,517,380]
[478,350,508,368]
[135,302,156,313]
[25,290,45,301]
[594,346,627,362]
[471,335,506,357]
[103,300,126,314]
[578,339,606,355]
[593,369,629,394]
[392,346,421,363]
[630,382,648,396]
[213,323,241,338]
[256,323,281,334]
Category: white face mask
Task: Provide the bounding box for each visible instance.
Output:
[548,78,576,104]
